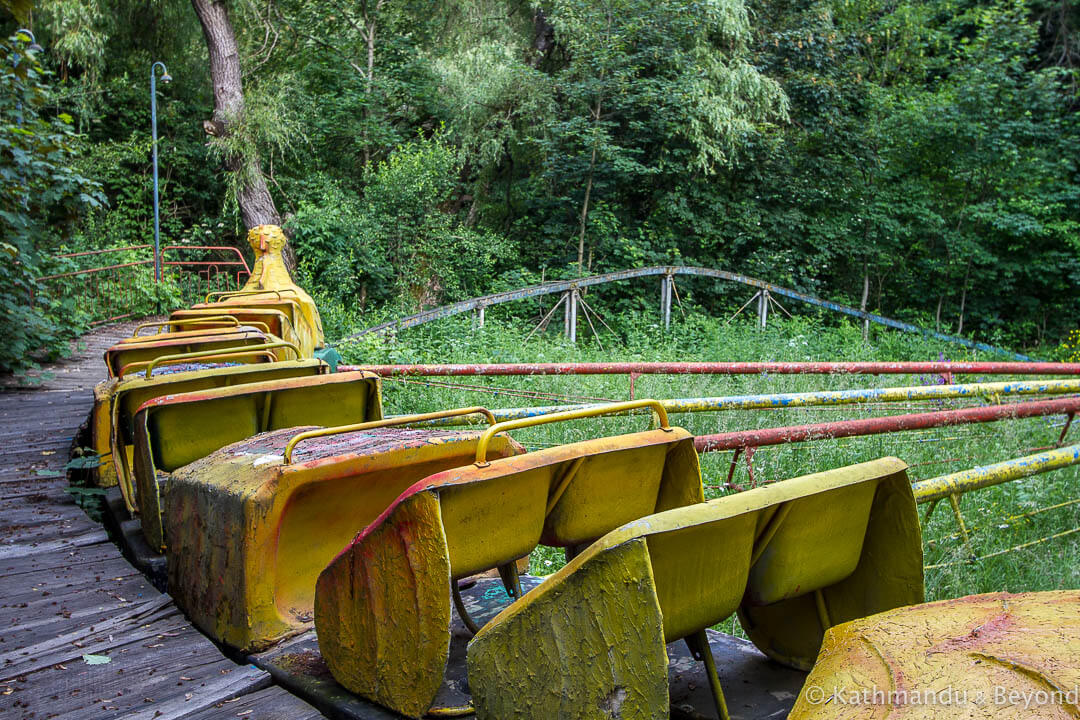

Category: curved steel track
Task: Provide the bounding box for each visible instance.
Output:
[337,265,1031,360]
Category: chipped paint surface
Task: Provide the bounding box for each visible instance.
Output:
[130,371,381,551]
[468,458,922,719]
[695,396,1080,453]
[315,490,452,719]
[912,443,1080,504]
[469,538,670,720]
[788,591,1080,719]
[165,427,523,653]
[315,427,704,716]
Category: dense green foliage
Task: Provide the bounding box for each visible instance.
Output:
[3,0,1079,371]
[0,31,102,372]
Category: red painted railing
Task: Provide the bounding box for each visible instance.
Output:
[34,244,250,325]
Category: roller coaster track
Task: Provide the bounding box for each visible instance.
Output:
[337,265,1031,361]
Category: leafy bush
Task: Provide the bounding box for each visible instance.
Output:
[0,32,104,373]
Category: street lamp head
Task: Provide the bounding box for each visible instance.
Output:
[152,61,172,84]
[16,29,43,52]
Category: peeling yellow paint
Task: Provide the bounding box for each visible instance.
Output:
[316,423,704,718]
[788,591,1080,719]
[467,457,922,719]
[166,427,523,653]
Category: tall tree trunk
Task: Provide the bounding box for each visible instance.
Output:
[860,260,870,342]
[957,261,972,336]
[576,97,603,277]
[191,0,280,229]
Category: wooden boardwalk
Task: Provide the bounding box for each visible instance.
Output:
[0,323,323,720]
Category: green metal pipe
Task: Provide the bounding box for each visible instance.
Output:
[911,443,1080,504]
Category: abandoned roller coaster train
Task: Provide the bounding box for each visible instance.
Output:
[80,226,1080,720]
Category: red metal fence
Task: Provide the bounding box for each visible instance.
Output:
[33,245,250,325]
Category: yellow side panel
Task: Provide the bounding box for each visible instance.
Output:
[91,380,118,487]
[469,538,670,720]
[315,492,450,719]
[646,511,757,644]
[788,591,1080,720]
[439,467,549,578]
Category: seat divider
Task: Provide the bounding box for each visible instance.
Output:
[544,457,585,517]
[814,588,832,631]
[260,391,273,432]
[749,501,792,567]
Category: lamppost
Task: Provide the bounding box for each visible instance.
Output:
[150,61,172,282]
[14,28,43,54]
[13,30,44,127]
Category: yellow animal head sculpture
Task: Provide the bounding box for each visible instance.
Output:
[238,224,325,350]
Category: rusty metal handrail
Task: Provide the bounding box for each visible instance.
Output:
[694,396,1080,453]
[342,361,1080,377]
[142,341,301,378]
[474,399,671,466]
[132,316,240,336]
[282,406,497,465]
[162,244,251,274]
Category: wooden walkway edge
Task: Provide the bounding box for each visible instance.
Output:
[0,322,323,720]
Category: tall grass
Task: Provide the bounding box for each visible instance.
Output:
[335,309,1080,604]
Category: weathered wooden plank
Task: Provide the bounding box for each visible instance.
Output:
[0,529,109,560]
[0,320,326,720]
[184,686,325,720]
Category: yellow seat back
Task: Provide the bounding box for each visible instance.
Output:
[170,307,291,339]
[467,458,924,720]
[745,480,877,606]
[89,359,326,490]
[132,371,382,552]
[315,400,705,718]
[104,329,271,377]
[428,430,703,577]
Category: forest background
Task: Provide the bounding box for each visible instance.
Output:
[2,0,1079,372]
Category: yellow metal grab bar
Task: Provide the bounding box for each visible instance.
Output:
[474,399,671,466]
[132,316,241,336]
[283,406,496,465]
[179,307,296,343]
[142,341,302,379]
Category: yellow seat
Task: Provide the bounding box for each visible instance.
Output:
[314,400,705,718]
[170,306,301,353]
[787,591,1080,720]
[103,328,283,377]
[129,371,383,552]
[164,408,523,653]
[90,358,327,490]
[467,457,923,720]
